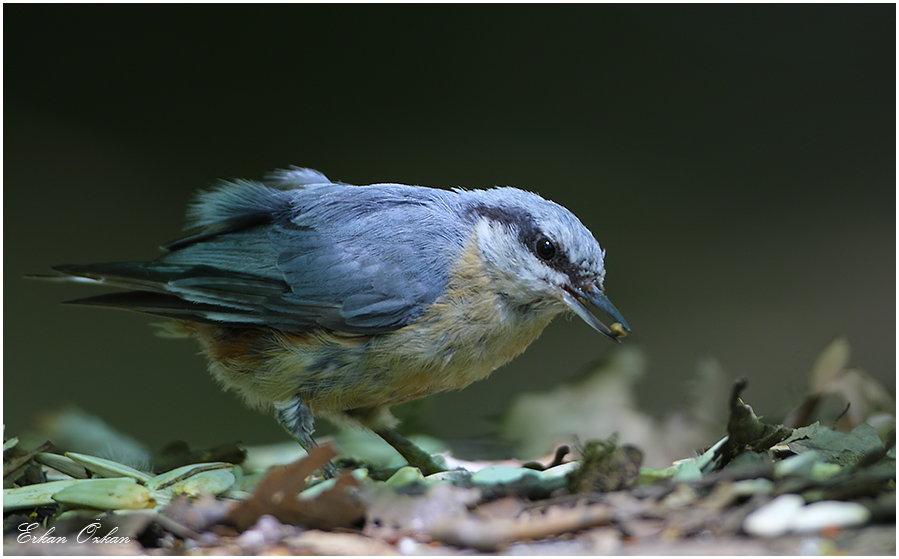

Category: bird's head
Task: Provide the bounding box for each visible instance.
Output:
[461,187,630,342]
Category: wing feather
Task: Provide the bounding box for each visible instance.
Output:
[53,172,469,334]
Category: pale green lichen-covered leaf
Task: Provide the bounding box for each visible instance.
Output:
[471,465,540,485]
[164,468,236,497]
[145,462,233,492]
[65,451,153,483]
[51,477,155,510]
[773,451,820,478]
[34,453,89,479]
[384,466,426,488]
[3,479,83,511]
[671,459,703,482]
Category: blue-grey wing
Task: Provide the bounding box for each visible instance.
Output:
[271,184,465,332]
[56,173,467,334]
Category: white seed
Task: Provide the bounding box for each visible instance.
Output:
[791,501,871,533]
[743,494,805,537]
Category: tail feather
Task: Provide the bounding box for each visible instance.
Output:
[49,261,296,327]
[63,291,268,325]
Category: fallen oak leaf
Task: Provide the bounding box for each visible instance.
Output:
[224,444,365,532]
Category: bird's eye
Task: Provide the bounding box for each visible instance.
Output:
[534,236,556,260]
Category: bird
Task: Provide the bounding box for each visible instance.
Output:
[48,167,630,476]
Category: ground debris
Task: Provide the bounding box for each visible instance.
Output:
[4,440,52,489]
[4,340,895,555]
[784,337,895,435]
[429,499,613,552]
[224,444,365,532]
[568,435,643,493]
[362,481,480,541]
[711,378,793,470]
[781,422,884,466]
[283,529,399,555]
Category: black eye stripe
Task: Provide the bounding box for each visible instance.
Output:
[529,232,581,282]
[465,202,581,280]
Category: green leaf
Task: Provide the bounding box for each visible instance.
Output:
[783,423,883,467]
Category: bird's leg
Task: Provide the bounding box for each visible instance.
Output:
[274,397,338,478]
[344,407,446,475]
[372,426,446,476]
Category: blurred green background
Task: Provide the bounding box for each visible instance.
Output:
[5,5,895,454]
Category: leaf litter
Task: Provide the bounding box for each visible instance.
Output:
[3,337,895,555]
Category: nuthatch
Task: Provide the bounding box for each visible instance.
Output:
[50,167,630,475]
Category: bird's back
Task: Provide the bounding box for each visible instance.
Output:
[57,170,472,335]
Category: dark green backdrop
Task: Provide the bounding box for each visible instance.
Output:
[5,5,895,452]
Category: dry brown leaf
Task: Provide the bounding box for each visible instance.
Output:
[224,444,365,532]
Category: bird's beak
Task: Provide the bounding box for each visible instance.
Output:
[560,282,631,342]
